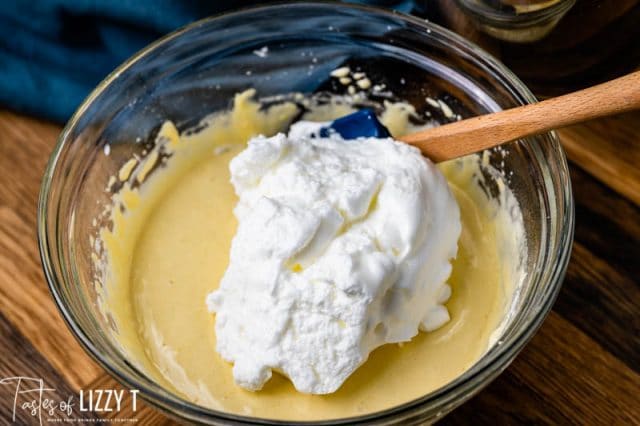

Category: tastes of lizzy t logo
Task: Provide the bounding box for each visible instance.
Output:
[0,376,139,424]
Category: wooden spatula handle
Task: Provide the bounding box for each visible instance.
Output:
[400,71,640,162]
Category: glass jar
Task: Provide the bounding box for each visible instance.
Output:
[437,0,640,97]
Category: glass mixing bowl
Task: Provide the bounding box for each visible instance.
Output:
[38,3,573,424]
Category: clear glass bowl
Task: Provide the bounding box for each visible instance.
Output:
[38,3,574,424]
[455,0,576,42]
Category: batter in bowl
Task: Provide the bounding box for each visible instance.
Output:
[95,90,526,420]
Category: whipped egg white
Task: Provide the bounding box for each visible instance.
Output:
[206,122,462,394]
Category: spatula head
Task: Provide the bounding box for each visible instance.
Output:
[320,108,391,139]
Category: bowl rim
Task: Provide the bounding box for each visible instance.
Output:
[38,2,574,424]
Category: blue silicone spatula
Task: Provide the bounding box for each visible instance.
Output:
[321,70,640,163]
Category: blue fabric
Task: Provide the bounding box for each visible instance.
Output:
[0,1,417,123]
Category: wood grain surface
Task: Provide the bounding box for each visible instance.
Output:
[0,108,638,425]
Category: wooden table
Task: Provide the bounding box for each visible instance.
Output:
[0,108,638,425]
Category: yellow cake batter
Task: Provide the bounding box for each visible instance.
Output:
[96,90,524,420]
